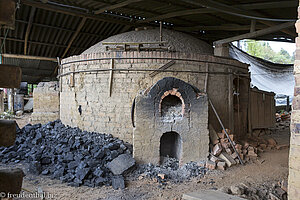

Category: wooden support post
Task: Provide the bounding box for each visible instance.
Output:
[108,59,114,97]
[204,63,209,93]
[228,69,234,133]
[149,60,175,77]
[250,20,256,32]
[0,90,4,113]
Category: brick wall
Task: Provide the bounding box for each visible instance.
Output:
[60,52,248,144]
[30,81,60,124]
[288,9,300,199]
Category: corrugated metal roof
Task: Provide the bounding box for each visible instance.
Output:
[0,0,297,82]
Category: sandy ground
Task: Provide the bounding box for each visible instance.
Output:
[7,115,289,199]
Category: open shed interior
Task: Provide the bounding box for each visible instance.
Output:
[0,0,299,199]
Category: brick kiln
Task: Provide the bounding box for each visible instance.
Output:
[59,28,249,165]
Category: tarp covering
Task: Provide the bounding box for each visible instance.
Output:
[229,44,294,105]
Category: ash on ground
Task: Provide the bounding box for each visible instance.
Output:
[133,156,208,186]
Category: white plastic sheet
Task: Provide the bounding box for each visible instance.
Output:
[229,44,294,105]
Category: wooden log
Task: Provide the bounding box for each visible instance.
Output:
[0,168,24,197]
[0,64,22,88]
[0,120,16,147]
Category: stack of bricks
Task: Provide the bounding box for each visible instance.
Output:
[206,129,259,170]
[30,81,59,124]
[288,7,300,200]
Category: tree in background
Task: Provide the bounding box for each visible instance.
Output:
[245,40,294,64]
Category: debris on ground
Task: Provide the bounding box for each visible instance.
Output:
[219,179,288,200]
[134,157,208,187]
[0,120,134,188]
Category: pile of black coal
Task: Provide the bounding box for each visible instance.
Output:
[0,120,135,188]
[135,156,208,186]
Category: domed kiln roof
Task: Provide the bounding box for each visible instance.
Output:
[82,28,213,55]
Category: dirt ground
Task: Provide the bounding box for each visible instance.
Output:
[7,115,290,200]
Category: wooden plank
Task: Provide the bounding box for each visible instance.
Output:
[214,21,295,45]
[176,24,265,32]
[94,0,143,14]
[149,60,175,77]
[102,41,167,45]
[0,64,22,88]
[24,7,36,55]
[204,63,209,93]
[62,17,86,58]
[1,53,57,61]
[108,59,114,97]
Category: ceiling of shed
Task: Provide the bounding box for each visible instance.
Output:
[0,0,297,83]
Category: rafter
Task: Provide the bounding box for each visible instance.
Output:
[136,1,296,23]
[181,0,295,22]
[22,0,133,26]
[0,36,85,50]
[176,24,266,31]
[214,21,295,45]
[62,17,87,58]
[94,0,143,14]
[24,6,36,55]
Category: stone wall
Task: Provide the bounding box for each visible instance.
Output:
[30,81,60,124]
[60,52,249,145]
[288,9,300,200]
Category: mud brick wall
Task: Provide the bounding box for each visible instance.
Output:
[60,52,248,144]
[289,10,300,200]
[30,81,59,124]
[133,77,209,165]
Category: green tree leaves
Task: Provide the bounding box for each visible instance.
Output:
[245,40,294,64]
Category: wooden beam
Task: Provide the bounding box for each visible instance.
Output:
[1,54,57,61]
[214,21,295,45]
[94,0,143,14]
[0,36,86,50]
[181,0,295,22]
[250,20,256,33]
[24,6,36,55]
[108,58,114,97]
[17,20,108,39]
[138,8,212,23]
[176,24,266,31]
[22,0,133,26]
[136,1,296,23]
[259,21,297,37]
[62,17,86,58]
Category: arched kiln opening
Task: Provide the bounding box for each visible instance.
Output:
[160,95,183,121]
[160,131,182,163]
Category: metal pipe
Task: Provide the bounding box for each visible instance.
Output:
[60,56,248,71]
[57,68,249,78]
[208,98,244,165]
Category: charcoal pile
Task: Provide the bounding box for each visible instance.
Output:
[0,120,135,189]
[135,157,208,186]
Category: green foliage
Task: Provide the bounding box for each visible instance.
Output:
[245,40,294,64]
